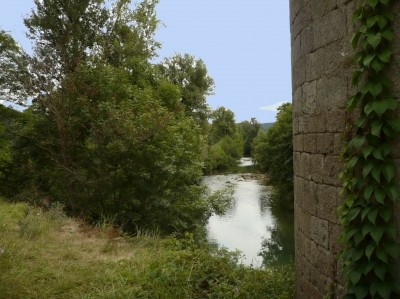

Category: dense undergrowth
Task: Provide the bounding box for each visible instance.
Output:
[0,199,294,299]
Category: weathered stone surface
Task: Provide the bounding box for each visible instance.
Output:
[291,1,400,298]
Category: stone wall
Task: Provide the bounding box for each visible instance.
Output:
[290,0,400,298]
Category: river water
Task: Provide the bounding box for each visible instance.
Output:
[204,158,294,267]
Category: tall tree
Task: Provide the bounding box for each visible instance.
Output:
[1,0,213,234]
[237,117,261,157]
[0,30,30,105]
[159,54,214,127]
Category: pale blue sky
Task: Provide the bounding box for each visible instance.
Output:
[0,0,291,123]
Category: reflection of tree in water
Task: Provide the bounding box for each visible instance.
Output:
[258,208,295,267]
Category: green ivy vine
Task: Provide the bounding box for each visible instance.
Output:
[339,0,400,298]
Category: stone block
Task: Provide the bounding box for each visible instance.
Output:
[309,113,326,133]
[291,2,312,39]
[294,134,304,152]
[298,115,309,134]
[299,152,311,179]
[317,184,340,223]
[311,216,329,248]
[310,0,337,20]
[302,80,317,115]
[292,57,306,90]
[322,155,342,186]
[293,117,300,135]
[316,133,335,155]
[293,87,303,117]
[326,110,347,133]
[316,76,348,112]
[310,154,324,184]
[304,134,317,153]
[313,9,346,49]
[292,33,302,64]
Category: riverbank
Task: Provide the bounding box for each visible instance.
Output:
[0,199,294,298]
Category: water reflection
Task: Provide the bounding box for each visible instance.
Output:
[204,173,294,267]
[259,208,295,267]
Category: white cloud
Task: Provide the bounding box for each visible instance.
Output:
[258,101,287,112]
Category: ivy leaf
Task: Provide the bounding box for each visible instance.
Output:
[362,146,374,158]
[370,281,380,296]
[372,147,383,160]
[362,161,374,178]
[347,207,361,222]
[386,184,399,201]
[352,135,366,149]
[347,156,359,169]
[368,0,379,8]
[361,82,383,98]
[386,118,400,133]
[361,207,371,220]
[371,58,384,72]
[374,263,386,281]
[367,208,378,224]
[352,69,363,85]
[354,285,369,299]
[382,163,395,182]
[351,31,361,49]
[347,93,361,110]
[365,244,376,260]
[381,28,393,41]
[378,283,392,299]
[370,226,384,243]
[371,121,383,137]
[367,33,382,49]
[379,207,392,222]
[377,247,388,263]
[378,48,392,63]
[371,166,381,184]
[370,98,397,117]
[364,185,374,201]
[386,243,399,259]
[381,143,392,157]
[350,271,362,285]
[374,188,385,204]
[363,54,375,67]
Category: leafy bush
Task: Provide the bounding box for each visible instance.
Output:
[252,103,293,210]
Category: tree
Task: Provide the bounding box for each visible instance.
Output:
[252,103,293,210]
[2,0,214,234]
[237,117,261,157]
[0,30,30,105]
[205,107,243,172]
[158,53,214,127]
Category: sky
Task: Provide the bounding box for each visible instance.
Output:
[0,0,292,123]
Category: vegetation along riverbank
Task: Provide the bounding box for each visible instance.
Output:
[0,199,294,298]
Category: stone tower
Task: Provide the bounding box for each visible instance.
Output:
[290,1,400,298]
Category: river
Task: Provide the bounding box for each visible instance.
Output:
[204,158,294,268]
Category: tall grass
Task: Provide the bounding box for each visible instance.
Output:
[0,199,294,299]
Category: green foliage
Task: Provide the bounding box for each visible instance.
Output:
[237,118,261,157]
[340,1,400,298]
[0,30,30,104]
[252,103,293,210]
[0,0,217,235]
[158,53,215,128]
[205,107,244,173]
[0,200,295,299]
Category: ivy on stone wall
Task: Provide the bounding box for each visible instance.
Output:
[339,0,400,298]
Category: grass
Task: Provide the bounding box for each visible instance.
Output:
[0,199,294,299]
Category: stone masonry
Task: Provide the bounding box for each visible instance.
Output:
[290,0,400,298]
